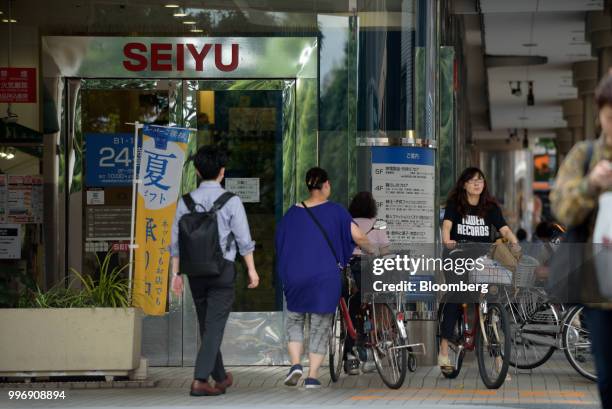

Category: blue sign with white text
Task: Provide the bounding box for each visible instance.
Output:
[85,133,135,187]
[371,146,434,166]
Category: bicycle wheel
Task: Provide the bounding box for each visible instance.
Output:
[476,303,511,389]
[370,303,407,389]
[507,301,558,369]
[329,306,346,382]
[562,305,596,382]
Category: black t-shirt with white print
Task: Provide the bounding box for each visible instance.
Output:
[443,200,507,243]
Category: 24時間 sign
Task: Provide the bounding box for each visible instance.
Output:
[0,68,36,103]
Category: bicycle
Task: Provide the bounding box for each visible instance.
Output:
[328,262,425,389]
[438,300,511,389]
[437,245,512,389]
[506,288,596,382]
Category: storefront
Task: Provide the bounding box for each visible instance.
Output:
[0,0,446,366]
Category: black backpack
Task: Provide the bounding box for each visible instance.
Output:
[178,191,235,277]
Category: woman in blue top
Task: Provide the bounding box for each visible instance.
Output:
[275,167,375,389]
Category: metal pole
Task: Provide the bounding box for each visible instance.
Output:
[127,121,142,304]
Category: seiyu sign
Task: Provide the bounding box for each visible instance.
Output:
[42,37,318,79]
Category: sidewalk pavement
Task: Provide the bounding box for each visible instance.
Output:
[0,352,600,409]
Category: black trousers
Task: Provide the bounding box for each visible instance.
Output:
[187,261,236,382]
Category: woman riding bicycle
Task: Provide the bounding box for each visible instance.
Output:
[343,191,391,375]
[438,167,519,372]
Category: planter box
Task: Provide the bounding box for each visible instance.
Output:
[0,308,142,375]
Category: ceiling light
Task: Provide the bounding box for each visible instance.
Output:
[509,81,522,97]
[527,81,535,106]
[182,21,196,25]
[2,19,16,23]
[173,12,187,17]
[5,153,14,160]
[0,11,3,14]
[164,4,180,7]
[190,28,203,33]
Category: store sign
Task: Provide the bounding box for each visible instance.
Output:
[85,133,134,187]
[0,67,36,103]
[43,37,318,79]
[371,147,435,245]
[123,42,238,72]
[133,125,192,316]
[0,224,20,259]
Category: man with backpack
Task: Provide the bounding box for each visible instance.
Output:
[170,146,259,397]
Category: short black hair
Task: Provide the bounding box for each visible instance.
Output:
[596,74,612,110]
[305,167,329,191]
[349,191,377,219]
[192,146,228,180]
[516,228,527,242]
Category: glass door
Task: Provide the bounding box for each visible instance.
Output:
[182,79,296,365]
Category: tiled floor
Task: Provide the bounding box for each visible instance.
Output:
[0,352,600,408]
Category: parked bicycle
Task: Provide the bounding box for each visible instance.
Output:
[506,287,596,381]
[328,260,425,389]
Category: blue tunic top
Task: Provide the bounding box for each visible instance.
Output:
[275,201,355,314]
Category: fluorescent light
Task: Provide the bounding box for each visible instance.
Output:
[164,4,180,7]
[2,19,17,23]
[182,21,196,25]
[190,28,203,33]
[173,12,187,17]
[5,153,14,160]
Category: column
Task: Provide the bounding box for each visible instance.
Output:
[573,61,599,140]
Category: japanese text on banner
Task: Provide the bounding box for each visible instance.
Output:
[133,125,192,315]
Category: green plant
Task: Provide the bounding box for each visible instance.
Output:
[18,250,130,309]
[70,250,131,308]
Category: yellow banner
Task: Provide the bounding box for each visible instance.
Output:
[133,125,192,315]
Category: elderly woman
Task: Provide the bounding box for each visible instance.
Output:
[275,167,375,389]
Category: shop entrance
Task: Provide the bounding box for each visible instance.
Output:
[69,79,296,366]
[44,35,318,366]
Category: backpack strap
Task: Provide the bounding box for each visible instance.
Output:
[212,192,236,212]
[213,192,237,252]
[182,193,197,212]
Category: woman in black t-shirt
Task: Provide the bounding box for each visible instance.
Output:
[438,167,518,372]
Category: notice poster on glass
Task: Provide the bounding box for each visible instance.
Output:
[6,175,44,224]
[0,175,6,223]
[225,178,260,203]
[371,147,435,245]
[0,224,20,259]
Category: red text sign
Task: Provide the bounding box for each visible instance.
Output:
[0,68,36,103]
[123,43,239,72]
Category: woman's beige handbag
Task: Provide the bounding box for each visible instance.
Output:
[489,238,522,273]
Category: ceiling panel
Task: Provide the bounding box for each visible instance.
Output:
[490,105,566,129]
[484,13,591,64]
[480,0,603,13]
[488,66,577,105]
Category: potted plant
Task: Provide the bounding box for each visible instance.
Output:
[0,251,143,380]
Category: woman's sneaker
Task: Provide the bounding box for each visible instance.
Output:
[284,364,303,386]
[344,354,360,375]
[304,378,322,389]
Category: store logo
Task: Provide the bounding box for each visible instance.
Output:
[122,42,239,72]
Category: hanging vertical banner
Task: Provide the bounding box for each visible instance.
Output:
[133,125,192,316]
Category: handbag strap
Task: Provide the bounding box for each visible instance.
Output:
[301,201,342,269]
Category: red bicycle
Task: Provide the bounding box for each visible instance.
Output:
[438,300,511,389]
[328,275,424,389]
